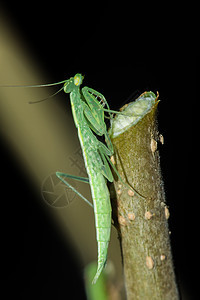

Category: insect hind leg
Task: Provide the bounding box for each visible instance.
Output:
[56,172,93,208]
[103,152,147,200]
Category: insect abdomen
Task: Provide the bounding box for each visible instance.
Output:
[91,175,111,283]
[93,212,111,284]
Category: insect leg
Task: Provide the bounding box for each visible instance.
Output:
[82,102,105,136]
[103,152,146,199]
[82,101,114,154]
[56,172,93,208]
[84,88,135,118]
[97,142,114,182]
[83,87,111,111]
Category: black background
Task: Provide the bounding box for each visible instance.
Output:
[0,2,196,299]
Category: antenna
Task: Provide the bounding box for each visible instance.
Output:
[0,79,67,104]
[0,79,67,88]
[29,86,64,104]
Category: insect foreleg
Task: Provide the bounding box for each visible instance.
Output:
[82,87,111,111]
[56,172,93,208]
[82,101,114,154]
[82,102,105,136]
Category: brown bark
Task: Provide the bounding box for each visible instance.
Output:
[110,94,179,299]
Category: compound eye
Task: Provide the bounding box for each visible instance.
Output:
[74,74,83,86]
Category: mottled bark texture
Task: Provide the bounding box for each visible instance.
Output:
[110,93,179,299]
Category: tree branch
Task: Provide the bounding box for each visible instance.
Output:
[109,92,179,299]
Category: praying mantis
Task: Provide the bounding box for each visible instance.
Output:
[2,73,122,283]
[2,73,149,284]
[56,73,114,284]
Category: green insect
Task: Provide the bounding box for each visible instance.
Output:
[27,73,117,283]
[55,73,115,284]
[3,73,147,285]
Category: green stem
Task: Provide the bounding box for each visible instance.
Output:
[109,92,179,299]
